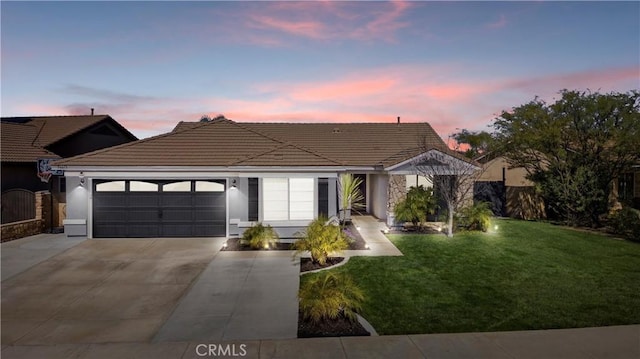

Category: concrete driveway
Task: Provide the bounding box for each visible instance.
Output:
[1,237,225,345]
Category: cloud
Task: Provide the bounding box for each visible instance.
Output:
[213,1,412,45]
[8,64,637,140]
[248,15,329,40]
[486,14,507,29]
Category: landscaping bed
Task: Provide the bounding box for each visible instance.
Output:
[297,310,370,338]
[300,257,344,273]
[222,223,368,251]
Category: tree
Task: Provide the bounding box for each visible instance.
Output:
[412,150,481,237]
[394,185,438,228]
[493,89,640,226]
[452,129,496,159]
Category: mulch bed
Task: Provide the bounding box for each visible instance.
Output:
[297,311,371,338]
[221,239,292,251]
[299,257,344,273]
[222,223,369,251]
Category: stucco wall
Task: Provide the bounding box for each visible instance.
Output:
[228,178,248,236]
[479,157,533,187]
[64,176,89,236]
[369,173,389,221]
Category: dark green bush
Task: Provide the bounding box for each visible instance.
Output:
[242,223,279,249]
[458,202,493,232]
[394,185,438,227]
[608,207,640,242]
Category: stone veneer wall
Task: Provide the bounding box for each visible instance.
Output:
[0,191,50,242]
[387,175,407,213]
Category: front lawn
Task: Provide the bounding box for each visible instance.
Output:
[316,219,640,335]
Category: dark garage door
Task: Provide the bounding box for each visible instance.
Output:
[93,180,226,238]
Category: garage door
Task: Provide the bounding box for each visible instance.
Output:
[93,180,226,237]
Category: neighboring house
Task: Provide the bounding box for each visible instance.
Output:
[1,115,138,227]
[53,119,478,239]
[474,155,545,219]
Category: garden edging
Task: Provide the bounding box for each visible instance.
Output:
[299,256,351,276]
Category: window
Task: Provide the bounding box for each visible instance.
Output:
[163,181,191,192]
[618,173,635,202]
[96,181,125,192]
[405,175,433,190]
[263,177,315,221]
[290,178,314,220]
[263,178,289,220]
[248,178,259,221]
[195,181,224,192]
[130,181,159,192]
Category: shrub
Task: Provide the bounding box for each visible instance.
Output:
[458,202,493,232]
[293,216,350,265]
[608,207,640,242]
[299,272,365,323]
[242,223,279,249]
[394,185,438,227]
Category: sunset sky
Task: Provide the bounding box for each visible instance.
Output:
[2,1,638,139]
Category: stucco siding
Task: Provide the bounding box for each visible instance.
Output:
[370,173,389,220]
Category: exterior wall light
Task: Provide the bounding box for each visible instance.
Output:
[79,172,85,186]
[231,179,237,188]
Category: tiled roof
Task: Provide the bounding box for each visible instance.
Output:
[1,115,137,163]
[2,115,113,147]
[55,120,468,168]
[1,122,60,162]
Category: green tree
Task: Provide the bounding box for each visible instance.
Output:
[394,185,438,228]
[493,90,640,226]
[452,129,496,159]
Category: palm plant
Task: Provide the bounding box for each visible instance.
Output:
[338,173,365,222]
[394,185,438,228]
[242,223,279,249]
[459,201,493,232]
[299,272,365,323]
[292,216,350,265]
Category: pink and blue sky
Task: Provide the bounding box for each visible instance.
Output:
[2,1,638,139]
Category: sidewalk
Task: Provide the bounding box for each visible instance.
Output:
[347,215,403,257]
[2,325,638,358]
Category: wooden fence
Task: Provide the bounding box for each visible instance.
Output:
[1,189,35,224]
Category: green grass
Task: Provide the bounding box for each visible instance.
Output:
[308,219,640,335]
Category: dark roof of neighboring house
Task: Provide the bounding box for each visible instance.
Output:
[55,119,470,168]
[1,122,60,162]
[1,115,137,163]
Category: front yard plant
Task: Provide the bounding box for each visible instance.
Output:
[241,223,279,249]
[457,201,493,232]
[292,216,350,265]
[299,272,365,323]
[608,206,640,242]
[394,185,437,229]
